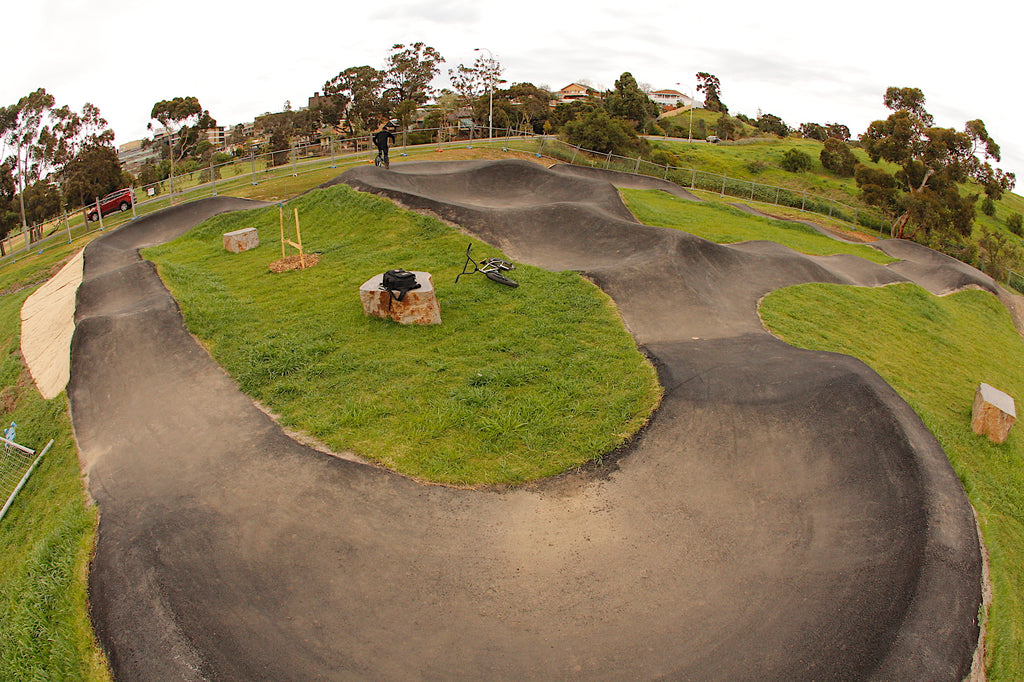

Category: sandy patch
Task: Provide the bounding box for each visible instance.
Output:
[20,250,84,399]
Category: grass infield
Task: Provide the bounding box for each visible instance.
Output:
[143,183,662,486]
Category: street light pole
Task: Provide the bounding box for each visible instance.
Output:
[676,82,694,143]
[474,47,494,140]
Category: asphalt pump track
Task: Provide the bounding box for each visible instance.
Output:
[70,161,986,680]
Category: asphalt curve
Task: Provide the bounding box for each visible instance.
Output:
[70,161,985,681]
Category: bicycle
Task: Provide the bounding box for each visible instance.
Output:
[455,243,518,287]
[374,151,389,169]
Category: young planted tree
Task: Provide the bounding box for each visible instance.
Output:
[858,86,1015,240]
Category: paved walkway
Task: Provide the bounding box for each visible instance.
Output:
[70,163,984,680]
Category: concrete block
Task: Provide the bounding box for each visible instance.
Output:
[971,382,1016,444]
[223,227,259,253]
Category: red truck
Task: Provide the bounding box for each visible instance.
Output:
[86,188,134,221]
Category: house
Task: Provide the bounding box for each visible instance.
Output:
[557,83,593,104]
[649,89,695,109]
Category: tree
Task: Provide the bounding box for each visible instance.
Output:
[820,137,857,176]
[52,102,117,210]
[858,86,1015,240]
[695,72,727,113]
[756,113,789,137]
[322,66,387,135]
[605,72,660,132]
[449,53,504,132]
[563,108,642,156]
[825,123,851,141]
[148,96,216,169]
[780,148,813,172]
[61,144,122,209]
[0,88,73,233]
[715,113,738,141]
[383,42,444,115]
[800,123,827,141]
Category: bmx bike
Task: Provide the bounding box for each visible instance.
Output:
[455,243,518,287]
[374,149,390,169]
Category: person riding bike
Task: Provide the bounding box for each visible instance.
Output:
[372,121,397,169]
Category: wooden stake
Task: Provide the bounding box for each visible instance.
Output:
[294,208,305,269]
[279,204,285,259]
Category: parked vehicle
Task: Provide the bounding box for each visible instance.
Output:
[86,188,134,221]
[707,135,721,144]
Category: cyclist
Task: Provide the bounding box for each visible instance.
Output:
[372,121,397,169]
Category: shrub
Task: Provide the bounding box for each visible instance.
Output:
[820,138,856,176]
[1008,213,1023,236]
[780,149,813,173]
[981,196,996,216]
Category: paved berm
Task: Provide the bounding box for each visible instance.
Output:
[70,161,986,680]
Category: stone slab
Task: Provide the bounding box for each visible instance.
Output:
[223,227,259,253]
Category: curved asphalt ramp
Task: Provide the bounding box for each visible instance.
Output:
[71,162,985,681]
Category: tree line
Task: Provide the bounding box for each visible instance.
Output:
[2,46,1018,273]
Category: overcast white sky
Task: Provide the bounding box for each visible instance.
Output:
[4,0,1022,179]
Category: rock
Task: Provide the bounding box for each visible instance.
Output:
[971,383,1016,444]
[223,227,259,253]
[359,271,441,325]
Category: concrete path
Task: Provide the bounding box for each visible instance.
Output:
[70,162,985,680]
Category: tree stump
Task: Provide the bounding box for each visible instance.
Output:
[971,382,1016,444]
[223,227,259,253]
[359,272,441,325]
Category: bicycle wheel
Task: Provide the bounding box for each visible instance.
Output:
[374,153,383,167]
[485,270,519,287]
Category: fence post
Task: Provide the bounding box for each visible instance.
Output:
[829,198,834,217]
[330,137,336,168]
[801,191,807,211]
[95,198,104,231]
[211,160,217,196]
[750,180,755,200]
[720,174,726,197]
[605,151,611,169]
[634,156,641,173]
[691,169,696,190]
[570,146,578,165]
[250,147,258,186]
[853,208,858,229]
[775,186,780,205]
[291,144,298,176]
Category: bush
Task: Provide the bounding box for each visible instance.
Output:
[820,138,856,176]
[1008,213,1023,236]
[780,149,813,173]
[650,149,678,167]
[981,196,996,216]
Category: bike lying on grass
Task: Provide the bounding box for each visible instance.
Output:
[455,243,519,287]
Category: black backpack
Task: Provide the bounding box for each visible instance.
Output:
[380,269,421,301]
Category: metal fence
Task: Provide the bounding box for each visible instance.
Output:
[1,127,888,268]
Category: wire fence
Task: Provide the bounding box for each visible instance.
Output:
[0,430,51,524]
[2,126,891,269]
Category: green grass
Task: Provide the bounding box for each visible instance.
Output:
[0,289,110,681]
[144,183,661,485]
[619,187,895,264]
[760,284,1024,679]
